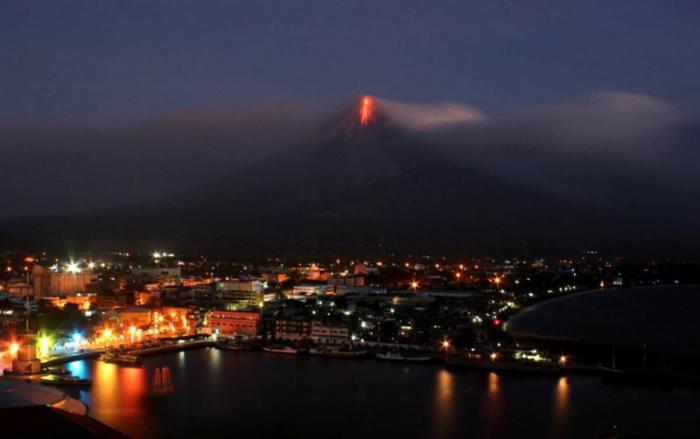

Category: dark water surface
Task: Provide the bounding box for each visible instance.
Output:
[62,348,700,438]
[506,285,700,357]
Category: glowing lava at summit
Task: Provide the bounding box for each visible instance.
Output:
[359,96,373,126]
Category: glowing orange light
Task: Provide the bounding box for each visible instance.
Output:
[359,96,373,125]
[9,342,19,357]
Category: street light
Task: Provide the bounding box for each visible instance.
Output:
[65,262,81,274]
[9,342,19,358]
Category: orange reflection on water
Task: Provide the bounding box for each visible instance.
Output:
[121,366,147,407]
[91,362,120,426]
[551,376,570,438]
[487,372,500,395]
[479,372,505,438]
[152,366,174,395]
[432,369,455,437]
[555,376,569,413]
[90,361,149,432]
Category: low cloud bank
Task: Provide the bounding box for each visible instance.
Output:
[0,91,697,223]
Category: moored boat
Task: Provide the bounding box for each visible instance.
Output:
[446,350,562,374]
[40,374,92,387]
[262,346,301,355]
[309,346,368,358]
[376,351,431,362]
[102,352,143,366]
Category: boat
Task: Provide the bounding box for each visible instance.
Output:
[216,338,259,351]
[215,340,245,351]
[309,345,368,358]
[376,350,431,362]
[44,366,70,375]
[101,352,143,366]
[446,350,562,374]
[40,374,92,387]
[262,346,301,355]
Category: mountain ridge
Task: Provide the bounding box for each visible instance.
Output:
[1,96,698,257]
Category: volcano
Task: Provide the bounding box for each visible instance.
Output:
[2,96,698,257]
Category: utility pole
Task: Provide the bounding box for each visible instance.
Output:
[25,269,30,333]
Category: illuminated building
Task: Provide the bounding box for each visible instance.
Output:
[306,264,330,281]
[287,284,333,300]
[328,275,365,287]
[39,295,92,311]
[208,310,260,337]
[131,267,181,284]
[5,281,32,298]
[113,307,152,328]
[32,265,97,297]
[311,321,350,345]
[274,317,312,341]
[217,280,263,305]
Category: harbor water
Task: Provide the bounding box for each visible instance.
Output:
[60,348,700,438]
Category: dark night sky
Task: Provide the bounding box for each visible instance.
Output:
[3,0,700,122]
[1,1,699,218]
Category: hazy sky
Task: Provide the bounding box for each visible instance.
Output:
[2,0,700,123]
[1,1,699,219]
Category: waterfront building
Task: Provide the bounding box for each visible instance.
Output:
[275,317,312,341]
[209,310,260,337]
[311,320,350,345]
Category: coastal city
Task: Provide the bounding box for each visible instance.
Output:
[1,250,698,377]
[3,2,700,437]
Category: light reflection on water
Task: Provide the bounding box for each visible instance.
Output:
[432,369,454,437]
[58,351,697,439]
[479,371,504,438]
[66,360,85,378]
[551,376,570,438]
